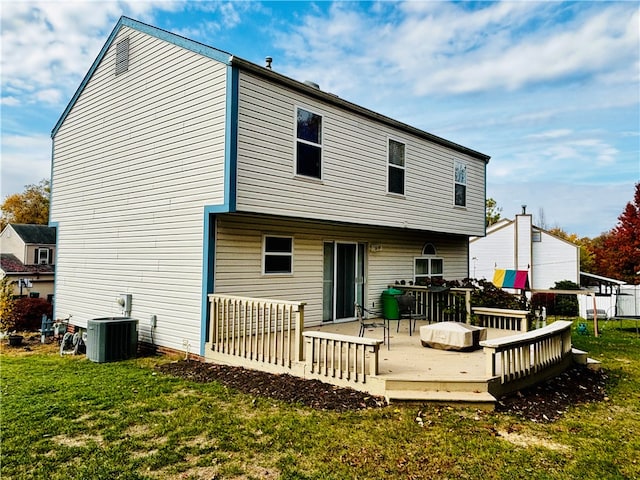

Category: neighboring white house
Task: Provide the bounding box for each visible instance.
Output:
[0,224,56,300]
[50,17,490,356]
[469,210,579,290]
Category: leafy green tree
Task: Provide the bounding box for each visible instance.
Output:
[0,179,50,230]
[548,227,596,273]
[486,197,502,227]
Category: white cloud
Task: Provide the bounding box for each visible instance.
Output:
[0,133,52,199]
[527,130,573,140]
[273,2,638,100]
[0,1,181,107]
[1,96,20,107]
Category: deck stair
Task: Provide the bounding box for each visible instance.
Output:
[384,378,497,409]
[572,348,602,370]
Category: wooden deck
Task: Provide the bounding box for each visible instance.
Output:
[305,320,516,408]
[206,295,577,409]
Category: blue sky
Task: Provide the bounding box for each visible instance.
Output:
[1,1,638,238]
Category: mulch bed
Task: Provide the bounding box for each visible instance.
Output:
[156,360,609,421]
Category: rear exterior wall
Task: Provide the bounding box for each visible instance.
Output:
[213,213,470,326]
[50,26,228,352]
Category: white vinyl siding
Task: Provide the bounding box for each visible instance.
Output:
[469,216,580,289]
[50,26,228,352]
[235,72,486,237]
[532,231,580,289]
[214,213,469,325]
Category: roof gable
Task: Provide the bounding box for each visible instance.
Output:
[51,16,234,138]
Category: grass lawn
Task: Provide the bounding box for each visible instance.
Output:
[1,319,639,480]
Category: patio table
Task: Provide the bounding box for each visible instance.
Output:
[420,322,487,351]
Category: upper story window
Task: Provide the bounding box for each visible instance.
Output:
[115,37,129,75]
[454,160,467,207]
[36,248,50,265]
[263,235,293,275]
[295,107,322,179]
[532,230,542,242]
[388,139,405,195]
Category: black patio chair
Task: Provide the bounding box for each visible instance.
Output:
[355,303,388,345]
[396,294,423,336]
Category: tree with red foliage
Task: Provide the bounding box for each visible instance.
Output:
[594,183,640,284]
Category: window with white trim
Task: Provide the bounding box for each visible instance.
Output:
[295,107,322,179]
[263,236,293,275]
[414,258,443,284]
[37,248,50,265]
[414,243,443,286]
[454,160,467,207]
[388,139,405,195]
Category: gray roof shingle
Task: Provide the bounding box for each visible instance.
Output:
[9,224,56,245]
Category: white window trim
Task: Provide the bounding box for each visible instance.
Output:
[37,248,49,265]
[413,256,444,283]
[294,106,323,181]
[262,235,294,276]
[453,159,467,208]
[387,137,406,196]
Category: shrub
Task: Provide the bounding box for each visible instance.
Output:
[531,280,581,316]
[10,297,53,331]
[0,277,16,331]
[465,278,528,310]
[552,280,580,316]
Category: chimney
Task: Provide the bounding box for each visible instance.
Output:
[521,205,527,215]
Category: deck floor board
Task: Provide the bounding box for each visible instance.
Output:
[306,320,514,381]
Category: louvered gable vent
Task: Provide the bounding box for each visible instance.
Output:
[115,37,129,75]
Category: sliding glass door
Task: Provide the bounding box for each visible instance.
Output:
[323,242,365,322]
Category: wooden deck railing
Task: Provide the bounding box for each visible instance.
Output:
[391,286,473,323]
[472,307,529,332]
[208,294,305,368]
[302,331,383,384]
[480,320,573,394]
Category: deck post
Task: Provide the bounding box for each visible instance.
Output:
[465,290,472,324]
[295,303,305,362]
[483,346,496,377]
[368,344,381,376]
